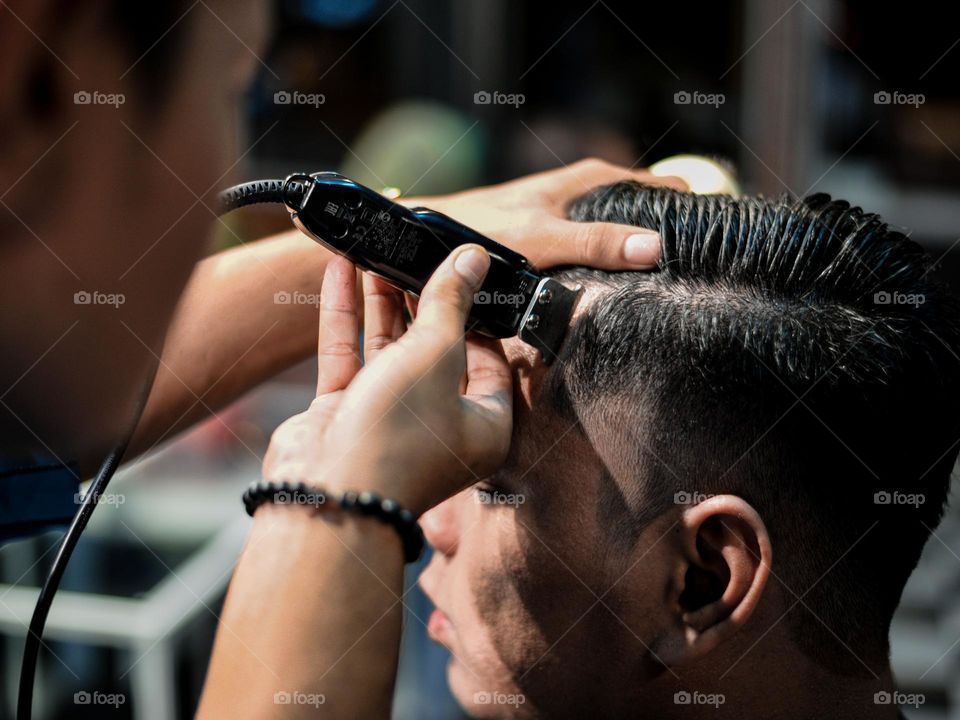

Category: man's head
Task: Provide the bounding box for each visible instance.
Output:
[0,1,270,468]
[419,182,960,718]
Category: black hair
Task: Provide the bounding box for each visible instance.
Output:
[550,182,960,674]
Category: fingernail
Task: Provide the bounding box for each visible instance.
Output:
[454,247,490,285]
[623,232,661,266]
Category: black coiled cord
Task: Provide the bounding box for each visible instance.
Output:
[218,174,309,214]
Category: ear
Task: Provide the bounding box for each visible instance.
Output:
[0,2,85,166]
[0,2,129,210]
[0,1,54,166]
[0,2,48,99]
[654,494,772,667]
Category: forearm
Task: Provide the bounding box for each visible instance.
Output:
[198,504,405,719]
[130,230,333,456]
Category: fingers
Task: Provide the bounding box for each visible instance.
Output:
[638,173,689,192]
[542,157,689,199]
[523,158,683,271]
[316,256,361,396]
[463,335,513,475]
[415,244,490,341]
[362,273,406,363]
[464,335,512,407]
[527,216,662,270]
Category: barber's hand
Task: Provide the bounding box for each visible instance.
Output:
[262,247,511,517]
[401,158,687,270]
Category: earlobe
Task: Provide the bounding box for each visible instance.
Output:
[655,495,772,667]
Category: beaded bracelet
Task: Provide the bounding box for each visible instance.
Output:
[242,480,424,563]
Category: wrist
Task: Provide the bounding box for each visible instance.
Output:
[245,480,424,562]
[251,499,402,550]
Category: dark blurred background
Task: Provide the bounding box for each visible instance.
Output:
[2,1,960,718]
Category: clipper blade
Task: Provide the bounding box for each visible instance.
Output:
[517,278,583,364]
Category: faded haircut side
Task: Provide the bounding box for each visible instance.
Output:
[545,182,960,674]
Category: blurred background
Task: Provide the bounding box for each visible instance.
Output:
[2,0,960,717]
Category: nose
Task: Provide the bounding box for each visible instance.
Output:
[420,495,461,557]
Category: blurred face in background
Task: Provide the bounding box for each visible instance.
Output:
[0,1,271,466]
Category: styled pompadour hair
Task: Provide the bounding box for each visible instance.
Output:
[548,182,960,673]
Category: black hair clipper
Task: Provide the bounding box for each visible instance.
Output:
[276,172,582,363]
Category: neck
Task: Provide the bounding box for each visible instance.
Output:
[657,652,900,720]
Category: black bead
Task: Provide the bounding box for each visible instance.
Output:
[241,481,423,562]
[381,498,400,516]
[356,492,381,515]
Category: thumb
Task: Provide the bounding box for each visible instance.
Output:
[414,244,491,341]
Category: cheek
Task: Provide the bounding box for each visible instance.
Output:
[444,509,600,713]
[444,511,529,708]
[464,506,653,716]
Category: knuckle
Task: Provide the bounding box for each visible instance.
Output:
[317,341,358,359]
[364,285,401,301]
[364,333,395,352]
[573,157,607,171]
[467,365,510,385]
[271,412,308,440]
[652,173,689,192]
[573,222,613,265]
[426,281,468,311]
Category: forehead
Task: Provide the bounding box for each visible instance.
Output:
[498,335,650,554]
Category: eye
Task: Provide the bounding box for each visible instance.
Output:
[473,480,527,509]
[474,482,498,502]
